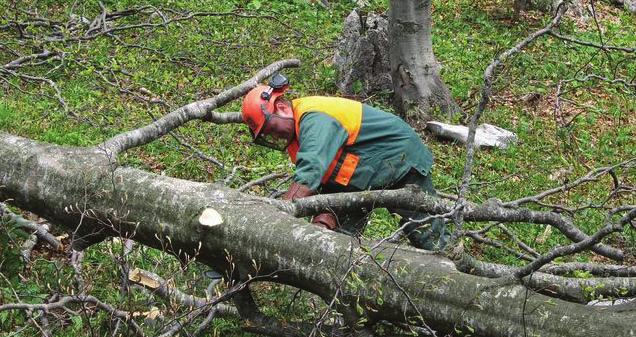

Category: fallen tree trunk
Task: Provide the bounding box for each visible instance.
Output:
[1,132,634,337]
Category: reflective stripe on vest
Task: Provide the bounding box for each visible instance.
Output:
[286,97,363,186]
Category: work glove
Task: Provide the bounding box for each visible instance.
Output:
[312,213,338,230]
[282,182,315,200]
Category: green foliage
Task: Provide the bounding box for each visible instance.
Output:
[365,208,400,239]
[0,225,23,283]
[0,102,15,130]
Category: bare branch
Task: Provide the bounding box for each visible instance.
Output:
[455,254,636,303]
[288,187,623,260]
[20,231,38,263]
[497,223,541,257]
[98,59,300,156]
[90,67,228,168]
[463,231,536,261]
[0,295,145,337]
[169,131,227,168]
[514,208,636,278]
[549,31,636,53]
[505,158,636,208]
[71,249,86,291]
[1,202,62,250]
[0,67,69,112]
[3,50,59,69]
[237,172,288,192]
[540,262,636,277]
[74,9,302,42]
[565,73,636,90]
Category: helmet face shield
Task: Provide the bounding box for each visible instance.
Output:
[252,112,294,151]
[253,131,291,151]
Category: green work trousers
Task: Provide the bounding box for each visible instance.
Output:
[322,169,450,251]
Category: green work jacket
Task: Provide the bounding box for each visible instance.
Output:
[293,102,434,191]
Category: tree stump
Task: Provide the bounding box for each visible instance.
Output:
[334,9,392,97]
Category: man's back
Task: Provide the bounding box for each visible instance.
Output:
[291,96,433,191]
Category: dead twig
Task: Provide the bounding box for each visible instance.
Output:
[0,295,145,337]
[237,172,288,192]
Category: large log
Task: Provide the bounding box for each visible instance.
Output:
[1,132,634,337]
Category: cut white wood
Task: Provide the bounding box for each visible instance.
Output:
[199,208,224,227]
[129,268,161,289]
[427,121,518,149]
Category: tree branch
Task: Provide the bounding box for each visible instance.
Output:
[98,59,299,156]
[288,187,623,260]
[1,202,62,251]
[514,208,636,278]
[0,295,145,337]
[455,254,636,303]
[504,158,635,207]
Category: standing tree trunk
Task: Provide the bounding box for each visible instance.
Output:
[388,0,459,126]
[514,0,530,19]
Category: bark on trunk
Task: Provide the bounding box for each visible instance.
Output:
[1,132,634,337]
[514,0,530,19]
[334,10,393,97]
[388,0,459,125]
[611,0,636,13]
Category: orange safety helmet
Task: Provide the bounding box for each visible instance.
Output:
[242,85,288,139]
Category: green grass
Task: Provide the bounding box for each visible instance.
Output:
[1,0,635,335]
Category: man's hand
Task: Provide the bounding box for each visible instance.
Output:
[312,213,338,230]
[282,182,315,200]
[282,182,338,230]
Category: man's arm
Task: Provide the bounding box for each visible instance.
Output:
[282,112,347,230]
[293,112,348,190]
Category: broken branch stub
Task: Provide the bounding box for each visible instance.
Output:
[199,208,224,227]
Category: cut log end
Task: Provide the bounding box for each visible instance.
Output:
[128,268,161,289]
[199,208,224,227]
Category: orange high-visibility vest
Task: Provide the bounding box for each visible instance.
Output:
[286,96,363,186]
